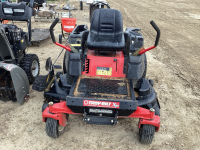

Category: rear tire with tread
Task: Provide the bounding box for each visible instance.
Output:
[21,54,40,84]
[139,124,155,144]
[63,51,75,85]
[134,54,147,89]
[142,54,147,78]
[63,51,70,74]
[154,102,160,116]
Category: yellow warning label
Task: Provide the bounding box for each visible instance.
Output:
[46,74,50,83]
[70,44,81,47]
[96,67,112,76]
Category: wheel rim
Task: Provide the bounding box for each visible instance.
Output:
[58,124,65,132]
[31,60,39,77]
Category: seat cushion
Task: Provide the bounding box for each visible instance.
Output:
[87,9,125,50]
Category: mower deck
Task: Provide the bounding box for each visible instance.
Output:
[74,75,137,99]
[31,28,51,46]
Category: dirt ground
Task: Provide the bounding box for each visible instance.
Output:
[1,0,200,149]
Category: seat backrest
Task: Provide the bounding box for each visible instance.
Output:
[87,9,125,50]
[91,9,123,33]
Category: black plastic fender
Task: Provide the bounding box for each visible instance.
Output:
[0,63,29,105]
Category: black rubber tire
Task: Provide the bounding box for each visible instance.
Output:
[46,118,66,138]
[142,54,147,78]
[63,51,70,74]
[42,103,48,112]
[134,54,147,89]
[149,79,154,87]
[21,54,40,84]
[80,1,83,10]
[66,73,75,85]
[154,102,160,116]
[139,124,155,144]
[63,51,75,85]
[59,34,62,44]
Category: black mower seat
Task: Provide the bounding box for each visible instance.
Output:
[87,9,125,50]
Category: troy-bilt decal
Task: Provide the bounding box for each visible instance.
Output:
[83,100,120,108]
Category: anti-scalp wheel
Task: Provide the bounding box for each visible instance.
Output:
[139,124,155,144]
[46,117,68,138]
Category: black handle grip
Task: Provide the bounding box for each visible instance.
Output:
[50,18,60,43]
[150,20,160,47]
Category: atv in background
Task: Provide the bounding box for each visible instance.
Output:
[89,1,110,22]
[80,0,110,22]
[0,0,40,104]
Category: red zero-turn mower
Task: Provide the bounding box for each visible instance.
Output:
[33,9,161,144]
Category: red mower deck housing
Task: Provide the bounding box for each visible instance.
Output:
[42,101,160,131]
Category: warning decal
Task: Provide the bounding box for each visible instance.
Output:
[96,67,112,76]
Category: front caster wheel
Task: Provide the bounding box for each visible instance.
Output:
[139,124,155,144]
[46,118,66,138]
